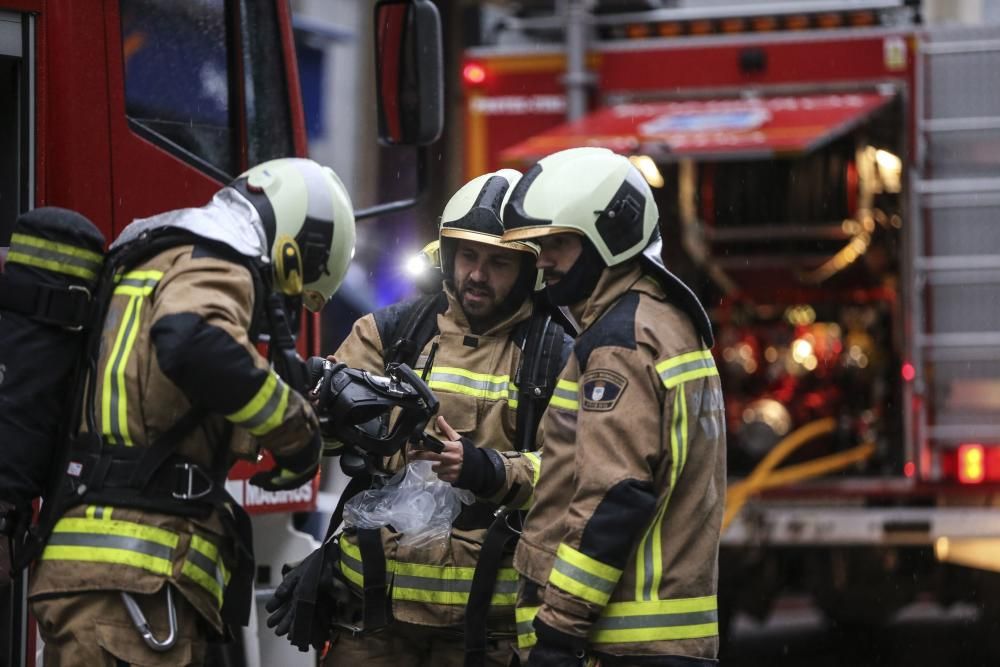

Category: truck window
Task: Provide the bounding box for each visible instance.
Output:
[0,11,26,248]
[240,0,293,165]
[0,54,19,246]
[119,0,294,182]
[120,0,239,178]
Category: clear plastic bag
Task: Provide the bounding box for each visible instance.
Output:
[343,460,474,548]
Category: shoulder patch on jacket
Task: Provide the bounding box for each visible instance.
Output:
[581,369,628,411]
[574,291,639,371]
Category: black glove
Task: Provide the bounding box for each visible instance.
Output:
[526,640,586,667]
[265,540,343,652]
[526,619,587,667]
[250,430,322,492]
[453,437,506,496]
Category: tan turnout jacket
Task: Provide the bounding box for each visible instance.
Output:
[334,285,533,630]
[492,262,726,661]
[30,243,317,634]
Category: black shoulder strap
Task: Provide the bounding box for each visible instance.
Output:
[381,291,448,370]
[514,313,571,453]
[464,509,520,667]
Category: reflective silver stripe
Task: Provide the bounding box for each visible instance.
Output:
[187,548,225,591]
[392,574,518,595]
[517,618,535,637]
[552,386,577,402]
[429,372,508,392]
[341,546,364,574]
[657,351,719,390]
[593,609,718,631]
[238,381,287,431]
[46,531,174,561]
[116,276,160,291]
[9,243,102,275]
[551,557,617,596]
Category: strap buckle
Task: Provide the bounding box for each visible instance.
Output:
[34,283,91,331]
[63,285,92,332]
[172,462,214,500]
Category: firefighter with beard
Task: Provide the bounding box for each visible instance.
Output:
[268,169,571,666]
[420,148,727,666]
[28,158,355,667]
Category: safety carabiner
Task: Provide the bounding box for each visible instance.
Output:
[121,585,178,652]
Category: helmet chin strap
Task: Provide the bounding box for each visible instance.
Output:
[545,238,606,307]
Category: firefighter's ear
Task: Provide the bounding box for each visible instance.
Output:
[273,235,304,296]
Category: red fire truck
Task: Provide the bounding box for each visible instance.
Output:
[460,0,1000,632]
[0,0,441,664]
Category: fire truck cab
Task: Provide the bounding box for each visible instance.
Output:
[460,0,1000,633]
[1,0,442,664]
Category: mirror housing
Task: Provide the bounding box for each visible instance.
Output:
[374,0,444,147]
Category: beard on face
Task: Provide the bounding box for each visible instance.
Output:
[543,270,565,286]
[458,275,497,318]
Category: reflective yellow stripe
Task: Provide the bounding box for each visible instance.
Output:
[392,563,518,606]
[516,605,541,648]
[591,596,718,644]
[549,543,621,607]
[114,270,164,297]
[637,387,688,601]
[339,537,518,606]
[98,270,163,446]
[549,379,579,411]
[428,367,512,401]
[519,451,542,510]
[338,539,365,587]
[182,534,231,608]
[508,381,519,409]
[8,232,103,281]
[42,517,179,576]
[656,350,718,390]
[101,295,142,445]
[226,373,290,436]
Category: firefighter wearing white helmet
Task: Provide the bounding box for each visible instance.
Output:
[29,158,355,667]
[264,168,572,667]
[429,147,726,666]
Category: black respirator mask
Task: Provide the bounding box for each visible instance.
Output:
[306,358,441,477]
[544,237,606,307]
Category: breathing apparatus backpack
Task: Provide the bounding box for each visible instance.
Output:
[0,208,106,562]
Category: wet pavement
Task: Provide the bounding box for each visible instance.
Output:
[723,596,999,666]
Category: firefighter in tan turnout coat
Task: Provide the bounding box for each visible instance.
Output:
[423,147,727,666]
[29,159,356,667]
[315,169,571,666]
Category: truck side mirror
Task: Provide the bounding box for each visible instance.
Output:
[374,0,444,147]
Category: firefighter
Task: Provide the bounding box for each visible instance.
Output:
[268,169,571,666]
[28,158,356,666]
[422,147,726,666]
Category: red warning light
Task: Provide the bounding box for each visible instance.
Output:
[901,362,916,382]
[903,461,915,478]
[462,63,487,85]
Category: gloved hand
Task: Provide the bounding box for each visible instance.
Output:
[526,619,587,667]
[250,430,322,491]
[265,540,344,652]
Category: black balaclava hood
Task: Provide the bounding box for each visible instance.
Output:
[545,236,606,307]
